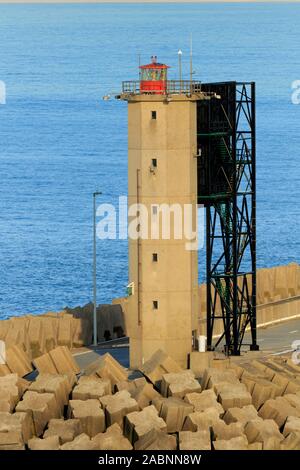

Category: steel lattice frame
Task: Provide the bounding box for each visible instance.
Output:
[197,82,259,355]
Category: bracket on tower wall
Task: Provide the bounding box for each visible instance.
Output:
[197,81,258,355]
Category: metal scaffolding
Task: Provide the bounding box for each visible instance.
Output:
[197,82,259,355]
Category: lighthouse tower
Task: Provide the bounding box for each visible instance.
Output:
[121,56,203,368]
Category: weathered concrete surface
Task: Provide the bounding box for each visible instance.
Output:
[5,345,33,377]
[43,418,82,444]
[33,346,80,375]
[249,378,282,409]
[100,390,139,429]
[28,436,60,450]
[115,377,147,393]
[212,421,245,441]
[0,373,30,412]
[223,405,259,425]
[244,419,284,446]
[201,368,240,391]
[72,376,111,400]
[189,352,214,378]
[124,405,167,444]
[49,346,80,375]
[179,430,211,450]
[185,390,224,416]
[153,396,194,433]
[258,396,300,427]
[215,382,252,411]
[141,349,182,386]
[60,433,99,450]
[29,373,71,414]
[161,370,201,398]
[0,411,34,445]
[134,428,177,451]
[213,435,249,450]
[280,431,300,450]
[92,423,132,450]
[283,416,300,436]
[130,382,161,409]
[182,408,221,432]
[16,391,60,436]
[68,399,105,437]
[84,353,128,387]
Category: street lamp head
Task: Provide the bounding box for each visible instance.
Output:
[178,49,183,55]
[93,191,102,196]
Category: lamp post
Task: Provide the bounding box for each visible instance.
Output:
[178,49,183,93]
[93,191,102,347]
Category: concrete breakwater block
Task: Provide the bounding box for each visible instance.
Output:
[283,416,300,436]
[182,407,221,432]
[124,405,167,444]
[28,435,60,450]
[201,368,240,390]
[16,391,61,436]
[0,411,34,447]
[0,373,30,412]
[213,435,249,450]
[141,349,182,386]
[223,405,259,425]
[29,373,72,414]
[153,396,193,433]
[5,345,33,377]
[211,421,245,441]
[68,399,105,437]
[258,396,300,428]
[184,389,224,416]
[215,382,252,410]
[72,376,111,400]
[130,382,161,409]
[84,353,128,387]
[33,346,80,375]
[43,418,82,444]
[134,428,177,451]
[115,377,147,393]
[92,423,133,450]
[161,370,201,398]
[280,431,300,450]
[179,430,211,450]
[189,351,214,378]
[60,433,99,450]
[100,390,139,429]
[244,418,284,447]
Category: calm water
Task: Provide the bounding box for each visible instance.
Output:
[0,3,299,318]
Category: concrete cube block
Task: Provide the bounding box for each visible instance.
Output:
[60,433,99,450]
[258,397,300,428]
[215,382,252,410]
[72,377,111,400]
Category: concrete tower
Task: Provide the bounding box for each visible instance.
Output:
[121,57,203,368]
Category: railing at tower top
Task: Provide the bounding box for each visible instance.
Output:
[122,80,202,95]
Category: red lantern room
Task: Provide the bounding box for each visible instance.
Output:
[140,56,169,94]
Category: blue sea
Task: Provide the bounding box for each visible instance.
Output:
[0,3,299,318]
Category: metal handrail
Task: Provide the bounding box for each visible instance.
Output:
[122,80,201,95]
